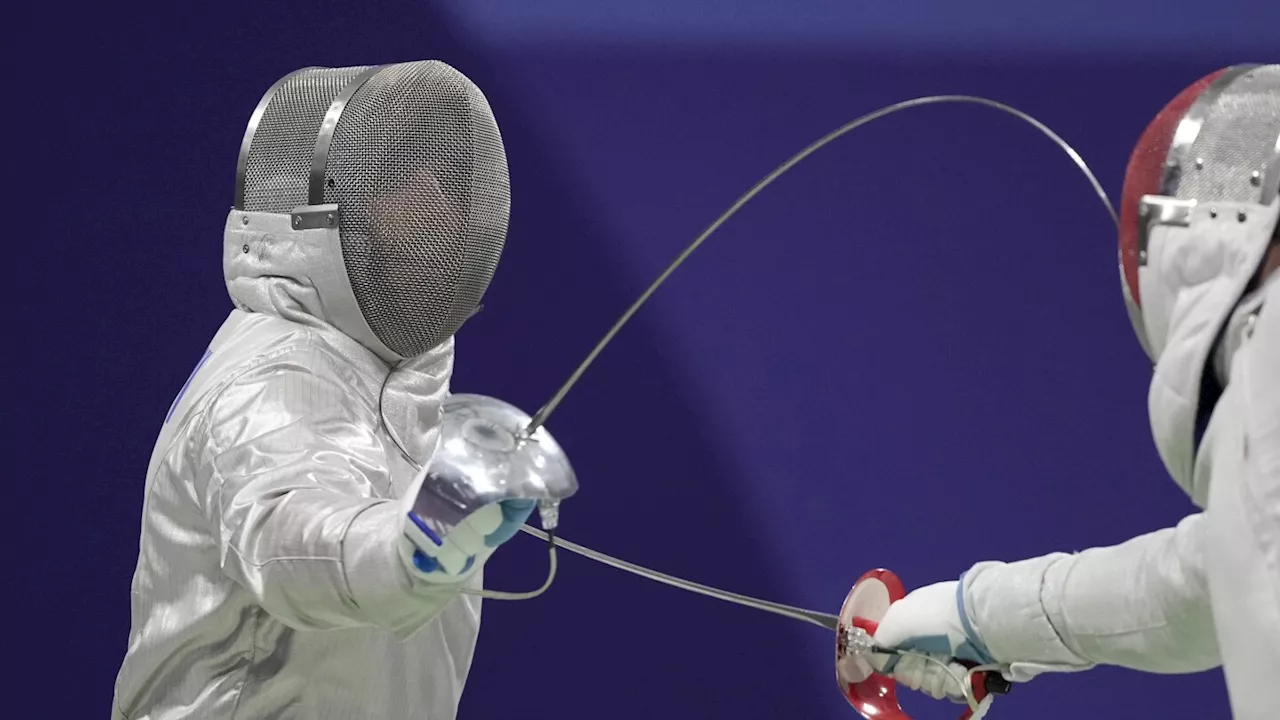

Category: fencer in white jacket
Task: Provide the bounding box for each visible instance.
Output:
[870,65,1280,719]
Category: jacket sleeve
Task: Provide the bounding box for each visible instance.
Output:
[198,344,464,637]
[962,512,1220,678]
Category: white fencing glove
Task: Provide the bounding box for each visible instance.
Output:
[871,580,998,703]
[401,498,536,583]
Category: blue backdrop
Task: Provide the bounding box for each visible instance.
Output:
[13,1,1277,718]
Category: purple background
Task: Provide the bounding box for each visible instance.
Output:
[14,1,1276,718]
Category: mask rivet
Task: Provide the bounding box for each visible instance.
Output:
[1209,207,1218,218]
[292,216,301,228]
[242,244,250,254]
[1237,210,1248,222]
[1195,157,1204,170]
[326,213,335,226]
[1250,170,1262,187]
[241,215,250,226]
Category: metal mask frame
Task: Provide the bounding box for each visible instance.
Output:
[232,65,387,229]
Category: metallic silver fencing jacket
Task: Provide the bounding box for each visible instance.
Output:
[112,211,482,720]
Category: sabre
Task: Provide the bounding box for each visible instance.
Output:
[414,94,1119,717]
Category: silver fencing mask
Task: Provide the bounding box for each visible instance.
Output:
[1118,63,1280,362]
[1116,64,1279,494]
[233,61,511,360]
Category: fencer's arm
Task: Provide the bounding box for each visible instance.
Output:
[200,353,462,636]
[963,512,1220,678]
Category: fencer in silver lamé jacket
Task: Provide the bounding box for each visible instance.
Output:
[112,211,482,720]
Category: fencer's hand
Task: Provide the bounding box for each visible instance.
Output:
[402,499,536,583]
[871,580,997,703]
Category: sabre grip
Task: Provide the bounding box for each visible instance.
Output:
[957,661,1011,720]
[958,659,1011,697]
[980,672,1012,696]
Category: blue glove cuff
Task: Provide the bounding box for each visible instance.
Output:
[483,499,536,547]
[956,571,996,664]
